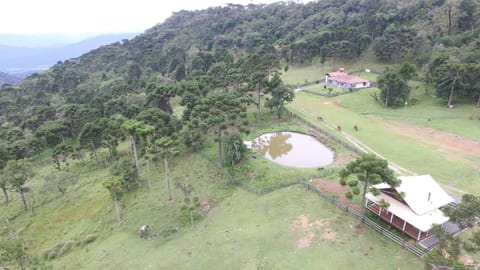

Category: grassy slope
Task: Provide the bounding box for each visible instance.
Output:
[0,109,426,269]
[56,186,423,270]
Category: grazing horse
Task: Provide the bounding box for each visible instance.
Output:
[138,224,150,238]
[354,124,358,131]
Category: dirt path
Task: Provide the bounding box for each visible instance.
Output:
[384,121,480,157]
[319,117,416,176]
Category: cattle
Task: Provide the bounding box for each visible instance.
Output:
[138,224,150,238]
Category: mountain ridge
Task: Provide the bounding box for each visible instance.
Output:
[0,33,139,71]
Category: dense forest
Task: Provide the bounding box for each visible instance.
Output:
[1,0,480,268]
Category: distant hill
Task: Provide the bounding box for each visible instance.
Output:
[0,71,21,85]
[0,33,95,47]
[0,33,139,71]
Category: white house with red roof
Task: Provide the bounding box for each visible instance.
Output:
[325,68,370,89]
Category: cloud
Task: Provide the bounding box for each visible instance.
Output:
[0,0,283,34]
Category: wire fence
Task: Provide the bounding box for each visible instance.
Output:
[287,111,364,155]
[299,180,429,257]
[197,111,429,257]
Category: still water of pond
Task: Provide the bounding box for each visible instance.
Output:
[251,132,334,168]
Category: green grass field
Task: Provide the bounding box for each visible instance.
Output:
[287,88,480,194]
[55,186,423,270]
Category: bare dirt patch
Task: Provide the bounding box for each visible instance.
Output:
[290,214,336,249]
[330,151,357,168]
[310,178,359,211]
[384,120,480,158]
[322,229,337,240]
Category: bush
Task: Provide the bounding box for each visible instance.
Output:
[345,191,353,200]
[58,240,76,256]
[339,178,347,186]
[352,186,360,195]
[47,250,58,260]
[81,233,97,245]
[42,243,63,259]
[223,133,247,167]
[347,180,358,188]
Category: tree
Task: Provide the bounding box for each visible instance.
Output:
[35,120,69,148]
[0,144,12,204]
[377,68,410,108]
[339,154,398,226]
[103,176,123,223]
[3,159,33,211]
[398,61,417,82]
[121,120,154,186]
[155,137,180,201]
[443,194,480,230]
[51,143,74,171]
[189,92,251,168]
[97,117,123,158]
[145,83,176,114]
[136,108,177,139]
[79,122,103,161]
[223,133,247,167]
[242,53,279,117]
[425,194,480,269]
[457,0,478,33]
[43,171,78,202]
[264,73,294,119]
[110,157,137,192]
[0,221,29,270]
[433,62,462,108]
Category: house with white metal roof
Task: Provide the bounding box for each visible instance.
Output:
[365,175,454,241]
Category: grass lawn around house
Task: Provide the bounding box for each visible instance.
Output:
[55,186,424,270]
[303,83,345,96]
[282,57,387,86]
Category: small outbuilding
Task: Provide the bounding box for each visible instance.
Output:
[365,175,454,241]
[325,68,370,89]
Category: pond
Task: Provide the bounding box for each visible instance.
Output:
[251,131,334,168]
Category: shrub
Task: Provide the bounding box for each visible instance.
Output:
[223,133,247,167]
[47,250,57,260]
[81,233,97,245]
[339,178,347,186]
[42,243,63,259]
[347,180,358,188]
[352,186,360,195]
[58,240,76,256]
[345,191,353,200]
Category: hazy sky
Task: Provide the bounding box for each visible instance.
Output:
[1,0,288,35]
